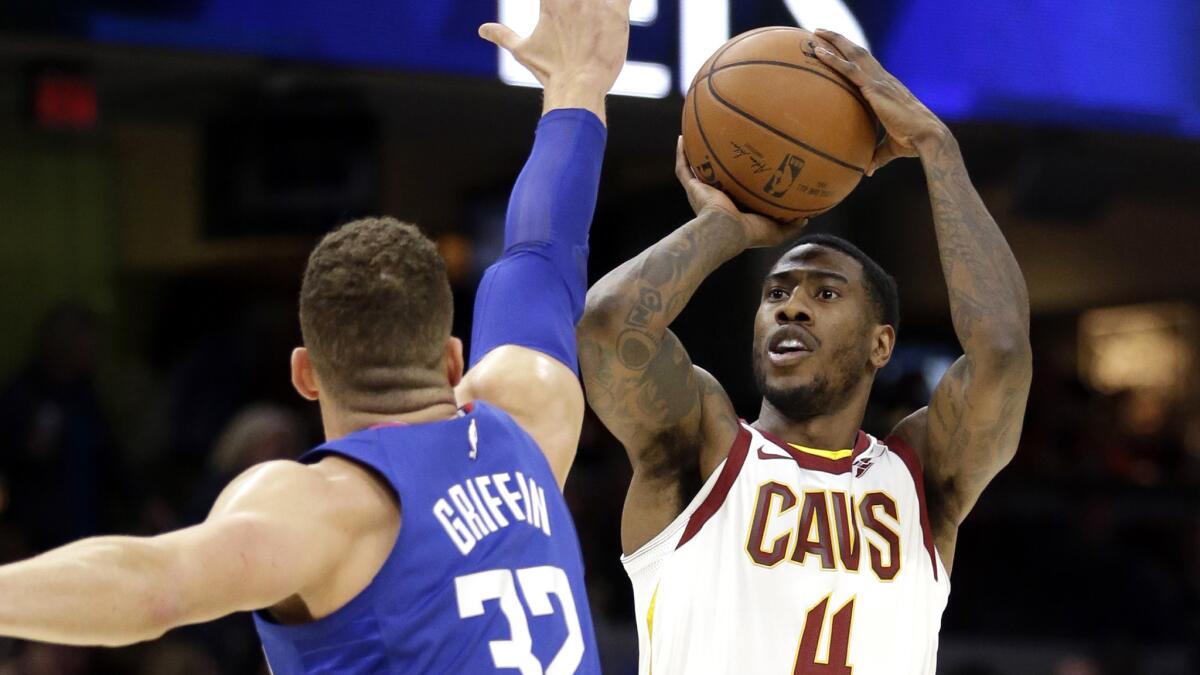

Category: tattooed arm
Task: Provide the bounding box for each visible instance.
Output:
[814,31,1032,572]
[579,139,805,552]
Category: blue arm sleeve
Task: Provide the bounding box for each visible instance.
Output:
[468,108,607,372]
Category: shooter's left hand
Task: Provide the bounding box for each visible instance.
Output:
[812,29,951,174]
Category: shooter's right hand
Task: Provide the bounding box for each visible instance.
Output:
[674,136,808,249]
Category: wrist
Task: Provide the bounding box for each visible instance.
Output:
[543,77,608,124]
[695,207,752,255]
[913,124,957,158]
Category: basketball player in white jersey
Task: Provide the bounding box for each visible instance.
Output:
[578,30,1031,674]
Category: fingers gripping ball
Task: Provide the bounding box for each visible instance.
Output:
[681,27,881,219]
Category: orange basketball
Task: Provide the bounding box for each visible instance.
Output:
[681,27,880,220]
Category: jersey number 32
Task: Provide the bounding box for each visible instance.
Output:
[455,566,584,674]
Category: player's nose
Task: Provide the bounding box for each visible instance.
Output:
[775,295,813,324]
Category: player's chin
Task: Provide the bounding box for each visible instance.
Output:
[762,366,815,392]
[754,350,815,390]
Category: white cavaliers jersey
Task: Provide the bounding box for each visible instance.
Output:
[622,422,951,675]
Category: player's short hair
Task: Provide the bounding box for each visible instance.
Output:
[299,217,453,399]
[783,233,900,332]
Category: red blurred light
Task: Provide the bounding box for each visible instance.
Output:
[33,74,98,130]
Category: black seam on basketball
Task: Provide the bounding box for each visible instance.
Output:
[708,60,870,111]
[691,27,772,91]
[711,27,797,71]
[691,85,832,214]
[687,64,870,119]
[705,73,867,174]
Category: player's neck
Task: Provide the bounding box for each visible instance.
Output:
[752,389,869,452]
[319,386,460,440]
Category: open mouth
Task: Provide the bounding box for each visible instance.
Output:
[767,330,814,366]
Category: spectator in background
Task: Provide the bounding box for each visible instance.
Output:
[185,403,309,523]
[173,403,310,675]
[0,303,119,553]
[161,299,300,472]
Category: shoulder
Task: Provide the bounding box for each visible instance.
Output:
[887,407,931,467]
[458,345,581,414]
[215,460,330,507]
[457,345,584,487]
[694,367,741,479]
[212,458,397,531]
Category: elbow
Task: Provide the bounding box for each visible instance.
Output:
[140,588,184,643]
[578,289,624,339]
[991,331,1032,361]
[87,590,177,647]
[101,581,183,647]
[466,347,584,421]
[976,331,1033,381]
[128,549,191,646]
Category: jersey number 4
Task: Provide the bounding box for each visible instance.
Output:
[455,566,583,675]
[793,595,855,675]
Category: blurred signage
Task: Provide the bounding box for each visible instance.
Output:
[1079,303,1197,396]
[7,0,1200,137]
[27,66,97,131]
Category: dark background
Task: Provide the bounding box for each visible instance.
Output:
[0,1,1197,673]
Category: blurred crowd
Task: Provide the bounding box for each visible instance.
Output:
[0,293,1195,674]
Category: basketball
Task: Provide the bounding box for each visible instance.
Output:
[681,27,880,220]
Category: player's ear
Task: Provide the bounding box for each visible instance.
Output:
[291,347,321,401]
[445,337,465,388]
[869,324,895,370]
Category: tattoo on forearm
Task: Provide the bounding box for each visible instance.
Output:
[580,212,744,459]
[917,141,1033,530]
[923,142,1030,349]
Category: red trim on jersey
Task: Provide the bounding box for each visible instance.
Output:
[883,434,939,581]
[754,428,871,475]
[677,424,752,549]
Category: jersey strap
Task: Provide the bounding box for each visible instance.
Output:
[677,424,752,548]
[883,434,940,581]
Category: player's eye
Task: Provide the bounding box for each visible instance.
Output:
[766,287,788,301]
[817,288,841,301]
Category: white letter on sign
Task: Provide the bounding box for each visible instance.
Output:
[497,0,672,99]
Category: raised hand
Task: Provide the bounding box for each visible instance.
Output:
[675,137,807,248]
[812,29,949,175]
[479,0,632,121]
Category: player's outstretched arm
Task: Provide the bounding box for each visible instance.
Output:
[579,139,806,551]
[459,0,631,488]
[0,461,356,646]
[814,30,1032,571]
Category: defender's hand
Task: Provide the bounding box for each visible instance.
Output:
[479,0,631,105]
[812,29,950,175]
[675,137,807,249]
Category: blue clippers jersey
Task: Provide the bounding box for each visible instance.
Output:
[253,401,601,674]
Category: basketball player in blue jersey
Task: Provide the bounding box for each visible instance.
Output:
[0,1,630,672]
